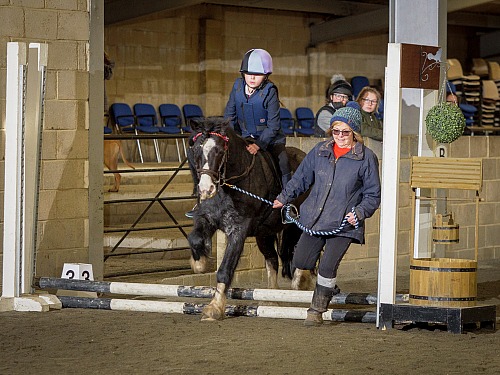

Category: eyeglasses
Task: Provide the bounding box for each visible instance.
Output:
[362,98,378,105]
[332,129,352,136]
[333,93,349,101]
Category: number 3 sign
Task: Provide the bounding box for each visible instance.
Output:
[61,263,94,281]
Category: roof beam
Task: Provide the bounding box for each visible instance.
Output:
[309,7,389,46]
[448,11,500,28]
[447,0,497,13]
[480,29,500,57]
[205,0,384,16]
[104,0,203,25]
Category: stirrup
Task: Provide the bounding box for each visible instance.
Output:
[185,203,199,218]
[281,204,299,224]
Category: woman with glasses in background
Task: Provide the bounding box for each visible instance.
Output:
[273,102,381,326]
[356,86,383,141]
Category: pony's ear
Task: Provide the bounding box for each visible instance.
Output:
[190,118,204,133]
[219,118,231,135]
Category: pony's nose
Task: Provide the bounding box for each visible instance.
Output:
[198,175,216,200]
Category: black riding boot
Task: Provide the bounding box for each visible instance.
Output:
[304,283,340,326]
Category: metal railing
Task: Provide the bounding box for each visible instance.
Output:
[103,133,195,277]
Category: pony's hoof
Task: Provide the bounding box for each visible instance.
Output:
[201,304,224,321]
[190,256,207,273]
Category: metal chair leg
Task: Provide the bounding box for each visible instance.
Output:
[134,130,144,163]
[153,138,161,163]
[175,138,182,163]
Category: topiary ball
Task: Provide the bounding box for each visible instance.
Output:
[425,102,466,144]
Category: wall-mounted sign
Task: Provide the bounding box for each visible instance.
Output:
[400,43,441,90]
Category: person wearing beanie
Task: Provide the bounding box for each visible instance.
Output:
[273,101,381,326]
[314,78,354,137]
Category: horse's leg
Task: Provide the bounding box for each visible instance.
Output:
[188,215,216,273]
[256,235,279,289]
[201,219,250,321]
[291,269,314,290]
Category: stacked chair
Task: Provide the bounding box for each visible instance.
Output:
[447,58,481,108]
[488,61,500,127]
[481,80,500,127]
[472,58,489,79]
[460,103,478,128]
[447,59,481,127]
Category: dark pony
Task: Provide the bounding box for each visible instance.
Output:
[188,117,304,321]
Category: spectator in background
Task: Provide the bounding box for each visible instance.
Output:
[446,82,458,105]
[356,86,383,141]
[314,78,353,137]
[104,51,115,116]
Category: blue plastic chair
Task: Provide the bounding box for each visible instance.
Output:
[182,104,204,133]
[109,103,158,163]
[351,76,370,99]
[133,103,162,162]
[294,107,315,136]
[158,104,185,162]
[279,108,295,136]
[375,98,384,121]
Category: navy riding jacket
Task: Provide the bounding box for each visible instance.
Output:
[276,140,381,244]
[224,77,285,150]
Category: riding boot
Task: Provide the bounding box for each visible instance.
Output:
[281,173,292,188]
[304,283,340,327]
[185,203,198,218]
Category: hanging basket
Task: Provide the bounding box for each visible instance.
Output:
[425,102,466,144]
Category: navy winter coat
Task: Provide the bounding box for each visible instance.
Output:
[276,140,381,244]
[224,77,285,151]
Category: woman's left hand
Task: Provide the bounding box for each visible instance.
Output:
[246,144,260,155]
[346,212,357,226]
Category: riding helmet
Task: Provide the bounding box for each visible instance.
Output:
[240,49,273,75]
[327,79,353,98]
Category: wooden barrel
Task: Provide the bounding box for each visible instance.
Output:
[409,258,477,307]
[432,214,459,244]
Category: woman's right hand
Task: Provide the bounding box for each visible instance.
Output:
[273,199,284,209]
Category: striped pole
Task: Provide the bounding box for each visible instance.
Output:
[58,296,377,323]
[37,277,409,305]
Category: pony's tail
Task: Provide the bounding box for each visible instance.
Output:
[279,224,302,279]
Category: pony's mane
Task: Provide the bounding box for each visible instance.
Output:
[193,117,248,148]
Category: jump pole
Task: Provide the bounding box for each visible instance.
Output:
[37,277,409,305]
[58,295,377,323]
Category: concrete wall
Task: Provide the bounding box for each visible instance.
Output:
[104,4,388,120]
[0,1,93,278]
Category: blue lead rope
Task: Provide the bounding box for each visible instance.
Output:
[224,183,359,236]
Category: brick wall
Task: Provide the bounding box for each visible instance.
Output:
[0,1,92,278]
[104,5,387,120]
